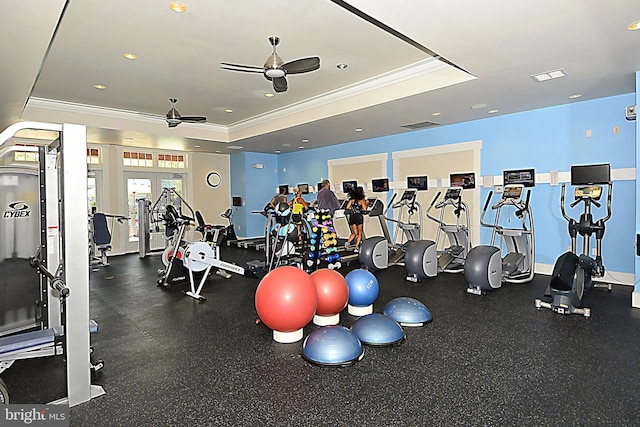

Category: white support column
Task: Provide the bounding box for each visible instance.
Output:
[59,123,105,406]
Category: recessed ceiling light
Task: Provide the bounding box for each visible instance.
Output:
[471,104,488,109]
[488,109,499,114]
[215,150,221,153]
[531,69,566,82]
[124,137,134,141]
[569,94,582,99]
[298,146,304,149]
[93,84,106,90]
[282,143,291,147]
[123,52,138,60]
[275,150,281,153]
[169,2,187,13]
[354,128,363,132]
[228,146,243,150]
[628,20,640,30]
[224,109,233,113]
[264,93,275,98]
[193,145,200,148]
[337,63,348,70]
[301,139,309,143]
[431,112,441,116]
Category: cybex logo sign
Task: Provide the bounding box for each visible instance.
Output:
[3,201,31,218]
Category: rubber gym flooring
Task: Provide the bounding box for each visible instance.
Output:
[4,247,640,426]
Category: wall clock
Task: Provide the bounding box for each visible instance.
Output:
[206,171,221,188]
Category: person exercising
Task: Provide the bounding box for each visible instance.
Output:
[345,186,368,250]
[270,186,288,209]
[316,179,340,217]
[290,187,309,240]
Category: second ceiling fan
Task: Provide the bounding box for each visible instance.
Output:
[220,36,320,93]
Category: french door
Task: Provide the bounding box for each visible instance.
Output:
[123,172,185,253]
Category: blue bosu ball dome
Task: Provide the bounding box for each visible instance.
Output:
[383,297,432,327]
[351,313,405,346]
[302,326,364,366]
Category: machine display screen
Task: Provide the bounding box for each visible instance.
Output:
[444,187,462,200]
[400,189,417,202]
[503,185,523,200]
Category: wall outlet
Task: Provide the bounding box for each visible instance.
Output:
[613,126,620,135]
[586,129,592,137]
[567,246,572,252]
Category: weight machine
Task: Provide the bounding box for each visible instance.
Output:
[0,122,105,406]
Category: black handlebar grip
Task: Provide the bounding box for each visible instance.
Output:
[483,191,494,211]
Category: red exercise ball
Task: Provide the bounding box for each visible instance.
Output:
[255,266,317,332]
[310,268,349,316]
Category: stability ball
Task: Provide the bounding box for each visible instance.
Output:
[255,266,317,343]
[345,269,379,316]
[310,268,349,326]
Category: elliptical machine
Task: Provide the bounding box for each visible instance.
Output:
[535,164,612,317]
[360,189,437,281]
[425,187,471,273]
[464,184,535,295]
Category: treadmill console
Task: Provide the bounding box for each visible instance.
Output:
[502,184,524,201]
[444,187,462,200]
[575,185,602,201]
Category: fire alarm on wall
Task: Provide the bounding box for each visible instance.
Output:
[626,105,636,121]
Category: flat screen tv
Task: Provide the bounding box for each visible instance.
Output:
[278,184,289,195]
[571,164,611,185]
[450,172,476,189]
[297,183,309,194]
[407,176,428,191]
[371,178,389,193]
[503,168,535,187]
[342,180,357,193]
[232,196,242,207]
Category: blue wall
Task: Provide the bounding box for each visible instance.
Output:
[232,93,637,276]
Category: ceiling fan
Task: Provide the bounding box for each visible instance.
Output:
[220,36,320,93]
[165,98,207,128]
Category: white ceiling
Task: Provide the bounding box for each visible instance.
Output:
[2,1,639,154]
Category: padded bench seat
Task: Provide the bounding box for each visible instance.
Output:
[0,320,99,356]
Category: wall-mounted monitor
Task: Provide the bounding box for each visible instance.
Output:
[571,163,611,185]
[371,178,389,193]
[232,196,242,207]
[450,172,476,189]
[278,184,289,194]
[407,176,428,191]
[316,182,324,192]
[503,168,536,187]
[297,183,309,194]
[342,180,357,193]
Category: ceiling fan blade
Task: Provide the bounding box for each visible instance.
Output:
[180,116,207,123]
[272,76,288,93]
[220,62,264,73]
[282,57,320,74]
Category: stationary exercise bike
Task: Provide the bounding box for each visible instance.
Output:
[465,184,535,295]
[535,169,612,317]
[425,187,471,273]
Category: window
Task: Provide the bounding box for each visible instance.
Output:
[13,145,38,163]
[123,151,153,167]
[158,154,186,169]
[87,148,100,165]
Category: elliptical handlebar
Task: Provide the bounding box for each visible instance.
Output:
[602,182,613,223]
[425,191,442,223]
[515,189,531,218]
[561,181,613,224]
[479,191,495,228]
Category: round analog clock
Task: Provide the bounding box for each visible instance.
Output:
[206,171,221,188]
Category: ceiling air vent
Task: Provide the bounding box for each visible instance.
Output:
[402,120,439,130]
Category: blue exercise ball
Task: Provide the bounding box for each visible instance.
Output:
[383,297,432,327]
[351,313,405,346]
[345,269,379,307]
[302,326,364,366]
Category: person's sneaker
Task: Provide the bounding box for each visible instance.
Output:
[345,242,351,250]
[216,269,232,279]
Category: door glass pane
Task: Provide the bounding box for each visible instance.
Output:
[87,177,97,213]
[127,178,152,242]
[159,179,183,212]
